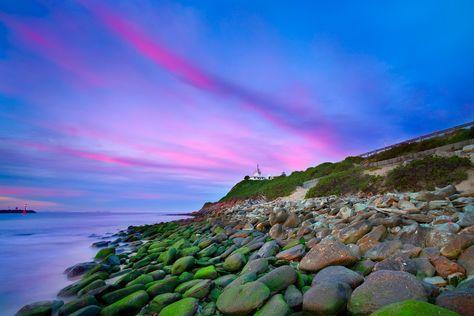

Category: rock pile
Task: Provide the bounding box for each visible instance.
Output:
[16,184,474,315]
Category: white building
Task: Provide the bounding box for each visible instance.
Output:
[248,164,275,180]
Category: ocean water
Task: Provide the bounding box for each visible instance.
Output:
[0,212,185,315]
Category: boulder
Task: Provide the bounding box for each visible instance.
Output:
[338,220,372,244]
[357,225,387,254]
[159,297,198,316]
[193,265,217,280]
[458,245,474,275]
[257,265,297,293]
[269,224,284,240]
[146,277,179,297]
[429,255,466,278]
[371,299,459,316]
[436,287,474,316]
[312,265,364,288]
[338,206,354,219]
[254,294,289,316]
[303,281,352,315]
[69,305,101,316]
[16,300,63,316]
[365,240,402,261]
[299,240,358,272]
[216,281,270,315]
[101,284,146,305]
[284,285,303,308]
[254,241,279,258]
[275,244,306,261]
[348,270,428,315]
[171,256,195,275]
[283,213,301,228]
[183,279,212,299]
[100,290,148,316]
[58,296,98,316]
[65,262,98,279]
[146,293,181,314]
[373,255,417,274]
[241,258,269,275]
[223,253,246,272]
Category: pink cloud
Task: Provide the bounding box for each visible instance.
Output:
[0,186,83,198]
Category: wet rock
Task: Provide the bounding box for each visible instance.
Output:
[100,290,149,316]
[69,305,101,316]
[423,276,447,287]
[303,281,352,315]
[348,270,428,315]
[299,240,358,272]
[145,292,181,314]
[159,297,198,316]
[65,262,98,279]
[223,253,246,272]
[412,258,436,278]
[257,265,296,293]
[436,287,474,316]
[183,279,212,299]
[254,294,289,316]
[338,220,372,244]
[353,259,375,276]
[458,245,474,275]
[373,255,417,274]
[312,265,364,288]
[366,240,402,261]
[253,240,279,259]
[275,244,306,261]
[284,285,303,308]
[430,255,466,278]
[171,256,195,275]
[269,224,284,240]
[146,276,179,297]
[371,299,459,316]
[58,296,99,316]
[283,213,301,228]
[241,258,269,275]
[16,300,63,316]
[193,265,218,280]
[216,281,270,315]
[357,225,387,254]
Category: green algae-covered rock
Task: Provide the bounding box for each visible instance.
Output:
[16,300,63,316]
[95,247,115,260]
[176,279,202,293]
[201,301,217,316]
[181,246,200,257]
[171,256,195,275]
[69,305,101,316]
[133,257,152,269]
[198,244,218,258]
[214,274,237,288]
[58,295,98,316]
[178,271,194,283]
[159,247,178,265]
[77,279,106,296]
[223,253,246,272]
[183,279,212,299]
[146,293,182,314]
[127,274,154,287]
[146,276,179,297]
[217,281,271,315]
[198,239,212,249]
[257,265,297,293]
[149,270,166,280]
[101,284,146,305]
[194,265,218,279]
[58,272,109,297]
[255,294,289,316]
[158,297,198,316]
[103,254,120,266]
[100,290,149,316]
[209,287,222,301]
[241,258,269,275]
[115,270,144,287]
[371,300,460,316]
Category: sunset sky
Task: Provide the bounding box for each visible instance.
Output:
[1,1,473,212]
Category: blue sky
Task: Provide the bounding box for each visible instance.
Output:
[0,0,473,212]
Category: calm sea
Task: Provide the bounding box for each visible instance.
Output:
[0,212,185,315]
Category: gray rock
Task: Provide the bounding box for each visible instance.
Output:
[257,265,296,293]
[284,285,303,308]
[303,282,351,315]
[312,266,364,289]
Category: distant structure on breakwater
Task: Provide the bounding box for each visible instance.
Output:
[0,209,36,214]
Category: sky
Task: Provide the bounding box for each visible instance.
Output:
[0,1,473,212]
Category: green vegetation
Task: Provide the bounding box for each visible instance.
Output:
[220,157,361,201]
[305,168,382,198]
[368,127,473,162]
[385,155,471,191]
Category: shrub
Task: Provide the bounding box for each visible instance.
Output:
[385,155,471,191]
[305,168,382,198]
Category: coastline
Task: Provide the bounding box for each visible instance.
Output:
[14,184,474,316]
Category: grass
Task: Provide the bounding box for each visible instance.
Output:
[385,155,472,191]
[305,168,382,198]
[368,127,474,162]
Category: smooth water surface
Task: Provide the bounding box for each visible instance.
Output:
[0,212,184,315]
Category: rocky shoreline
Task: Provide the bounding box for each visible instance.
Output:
[16,184,474,316]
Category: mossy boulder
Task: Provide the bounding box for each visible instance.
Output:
[77,279,106,296]
[171,256,195,275]
[100,290,149,316]
[216,281,271,315]
[223,253,246,272]
[100,284,146,305]
[58,295,98,316]
[141,293,182,314]
[257,265,296,293]
[198,244,218,258]
[127,274,154,287]
[183,279,212,299]
[115,270,143,287]
[146,276,179,297]
[214,275,237,288]
[95,248,115,261]
[178,272,194,283]
[371,299,460,316]
[16,300,63,316]
[194,265,218,279]
[254,294,289,316]
[159,247,178,265]
[58,272,108,297]
[69,305,101,316]
[176,279,202,293]
[181,246,200,257]
[158,297,198,316]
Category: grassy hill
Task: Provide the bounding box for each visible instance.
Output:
[220,127,473,201]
